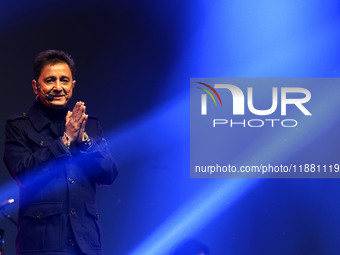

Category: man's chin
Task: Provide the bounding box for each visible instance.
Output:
[48,101,67,109]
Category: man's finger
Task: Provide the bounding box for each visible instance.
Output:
[66,111,72,122]
[77,114,88,142]
[71,102,86,122]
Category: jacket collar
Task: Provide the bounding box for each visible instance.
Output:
[26,98,68,135]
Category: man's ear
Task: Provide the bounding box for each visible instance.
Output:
[72,80,76,88]
[32,80,38,94]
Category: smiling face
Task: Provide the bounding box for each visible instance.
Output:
[32,62,75,109]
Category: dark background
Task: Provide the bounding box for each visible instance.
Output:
[1,0,340,254]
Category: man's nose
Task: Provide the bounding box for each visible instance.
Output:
[53,80,62,91]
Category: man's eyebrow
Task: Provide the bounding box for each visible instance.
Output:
[44,75,70,79]
[44,76,56,79]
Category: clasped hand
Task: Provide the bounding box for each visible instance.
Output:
[64,101,88,145]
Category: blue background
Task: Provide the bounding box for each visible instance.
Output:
[1,0,340,254]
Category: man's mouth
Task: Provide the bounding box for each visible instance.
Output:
[50,95,65,98]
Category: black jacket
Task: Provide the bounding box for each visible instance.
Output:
[4,99,118,255]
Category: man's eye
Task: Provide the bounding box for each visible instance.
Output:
[46,80,53,83]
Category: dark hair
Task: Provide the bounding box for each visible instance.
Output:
[33,49,76,80]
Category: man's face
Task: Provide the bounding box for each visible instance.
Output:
[32,62,75,109]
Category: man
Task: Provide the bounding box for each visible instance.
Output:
[4,50,118,255]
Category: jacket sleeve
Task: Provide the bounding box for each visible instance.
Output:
[75,117,118,185]
[3,117,71,186]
